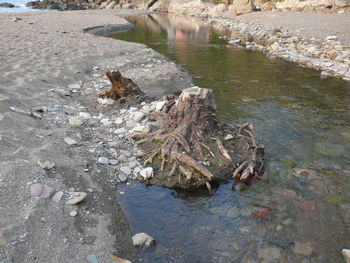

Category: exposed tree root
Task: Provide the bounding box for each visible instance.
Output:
[132,87,264,190]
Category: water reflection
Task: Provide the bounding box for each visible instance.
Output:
[110,14,350,262]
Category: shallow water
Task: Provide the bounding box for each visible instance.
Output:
[111,14,350,262]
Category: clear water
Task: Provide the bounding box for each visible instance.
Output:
[0,0,55,13]
[111,14,350,262]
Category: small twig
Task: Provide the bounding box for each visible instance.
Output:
[213,137,232,161]
[233,160,249,178]
[200,142,215,158]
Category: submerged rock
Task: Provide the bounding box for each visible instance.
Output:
[258,247,281,262]
[132,232,156,248]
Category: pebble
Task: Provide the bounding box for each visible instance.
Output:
[293,242,314,256]
[65,192,87,205]
[69,116,83,127]
[98,157,109,165]
[114,128,126,134]
[86,254,99,263]
[133,111,145,122]
[64,137,78,146]
[326,35,338,41]
[224,134,233,141]
[40,217,47,223]
[79,112,91,119]
[109,159,119,165]
[228,39,241,45]
[69,209,78,217]
[68,84,81,90]
[38,160,56,170]
[258,247,281,262]
[98,98,114,105]
[30,183,55,198]
[100,118,112,126]
[120,166,132,175]
[51,191,64,202]
[118,173,128,182]
[115,118,123,125]
[140,167,154,179]
[126,120,138,129]
[132,232,156,248]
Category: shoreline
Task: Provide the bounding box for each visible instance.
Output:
[0,9,192,262]
[1,7,349,263]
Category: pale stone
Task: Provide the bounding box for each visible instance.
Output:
[133,111,145,122]
[68,84,81,90]
[69,116,83,126]
[79,112,91,119]
[120,166,132,175]
[132,233,155,248]
[140,167,154,179]
[64,137,77,146]
[98,157,109,165]
[51,191,64,202]
[65,192,87,205]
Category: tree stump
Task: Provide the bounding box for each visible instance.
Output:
[98,70,144,100]
[131,87,264,190]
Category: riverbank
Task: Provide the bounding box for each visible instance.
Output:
[208,11,350,81]
[0,9,191,262]
[161,2,350,81]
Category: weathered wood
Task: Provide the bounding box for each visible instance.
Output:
[98,70,144,99]
[136,86,264,190]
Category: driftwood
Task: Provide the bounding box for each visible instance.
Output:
[98,70,144,100]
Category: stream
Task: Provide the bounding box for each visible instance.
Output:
[109,14,350,262]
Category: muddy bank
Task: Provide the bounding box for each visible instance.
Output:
[0,9,191,262]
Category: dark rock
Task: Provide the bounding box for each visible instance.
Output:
[0,2,15,7]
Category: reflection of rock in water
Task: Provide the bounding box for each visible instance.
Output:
[127,14,212,43]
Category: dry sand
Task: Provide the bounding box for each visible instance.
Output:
[0,9,191,263]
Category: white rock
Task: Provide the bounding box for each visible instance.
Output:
[343,249,350,263]
[65,192,87,205]
[98,98,114,105]
[120,166,132,175]
[51,191,64,202]
[118,173,128,182]
[326,35,338,41]
[132,233,155,248]
[69,209,78,217]
[126,120,138,129]
[114,128,126,134]
[224,134,234,141]
[140,167,154,179]
[98,157,109,165]
[64,137,77,145]
[100,118,112,126]
[133,111,145,122]
[68,84,81,90]
[79,112,91,119]
[155,101,166,111]
[109,159,119,165]
[228,39,241,45]
[129,161,137,169]
[69,117,83,127]
[115,118,123,125]
[133,125,145,132]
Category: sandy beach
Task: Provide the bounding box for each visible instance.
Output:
[0,9,191,263]
[1,7,350,263]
